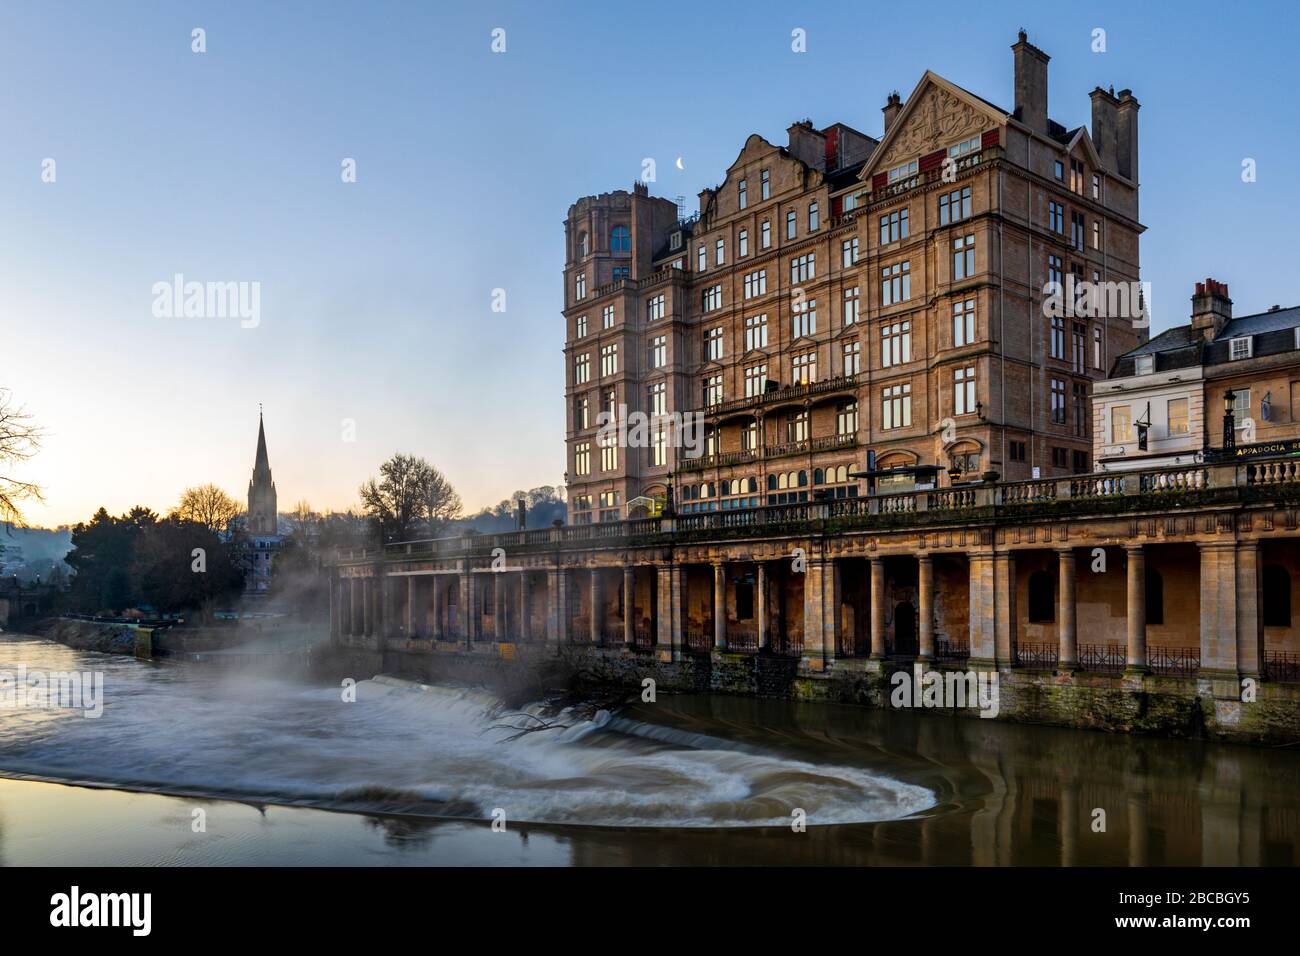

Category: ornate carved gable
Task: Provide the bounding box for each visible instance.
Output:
[876,81,995,170]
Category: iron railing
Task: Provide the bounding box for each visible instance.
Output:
[1149,645,1201,677]
[1265,650,1300,683]
[1016,641,1059,669]
[936,639,969,663]
[1079,642,1126,673]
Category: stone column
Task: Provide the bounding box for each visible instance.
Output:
[547,568,569,644]
[1057,548,1077,671]
[712,561,727,651]
[1236,541,1263,679]
[968,552,996,667]
[349,578,361,635]
[870,557,886,659]
[1199,541,1240,677]
[623,567,635,647]
[431,576,443,640]
[1125,545,1147,673]
[589,568,602,645]
[361,578,373,636]
[494,572,508,641]
[461,571,475,643]
[656,565,683,661]
[917,555,934,662]
[994,552,1017,667]
[756,562,769,652]
[519,571,532,643]
[329,575,340,639]
[406,577,416,637]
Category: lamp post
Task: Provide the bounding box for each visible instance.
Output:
[1223,389,1236,452]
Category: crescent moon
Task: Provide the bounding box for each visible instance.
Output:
[675,157,685,170]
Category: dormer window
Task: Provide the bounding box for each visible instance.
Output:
[1134,354,1154,375]
[1230,336,1253,360]
[669,230,682,251]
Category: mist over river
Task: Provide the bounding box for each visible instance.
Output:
[0,634,1297,865]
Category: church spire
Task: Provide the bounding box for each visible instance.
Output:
[247,407,277,535]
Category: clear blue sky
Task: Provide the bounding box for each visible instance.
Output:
[2,0,1297,526]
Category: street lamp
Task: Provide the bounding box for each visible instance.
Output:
[1223,389,1236,452]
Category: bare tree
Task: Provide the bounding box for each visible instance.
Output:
[359,453,462,541]
[0,388,43,525]
[172,483,242,533]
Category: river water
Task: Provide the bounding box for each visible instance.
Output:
[0,634,1296,865]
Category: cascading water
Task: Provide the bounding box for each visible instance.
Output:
[0,637,935,828]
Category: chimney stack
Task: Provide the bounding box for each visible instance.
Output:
[882,91,903,133]
[1191,278,1232,343]
[786,120,826,171]
[1011,29,1050,135]
[1089,86,1120,174]
[1116,89,1140,182]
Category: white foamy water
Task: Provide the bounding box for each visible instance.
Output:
[0,637,934,828]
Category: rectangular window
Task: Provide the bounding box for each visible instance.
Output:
[843,286,860,326]
[939,187,972,225]
[1071,211,1085,251]
[1054,160,1064,181]
[790,253,816,284]
[1092,173,1100,200]
[1052,447,1068,469]
[704,375,723,408]
[1072,323,1086,373]
[738,179,747,210]
[744,314,768,351]
[883,384,912,429]
[575,272,587,300]
[575,314,587,339]
[650,429,667,467]
[952,234,975,280]
[837,401,859,436]
[574,442,590,476]
[1168,397,1189,436]
[761,220,771,248]
[743,269,767,299]
[715,238,725,266]
[1010,440,1026,462]
[1047,254,1063,290]
[600,433,617,471]
[1072,449,1088,474]
[705,327,724,362]
[792,351,817,385]
[791,298,817,338]
[955,366,976,415]
[702,285,722,312]
[1050,378,1066,425]
[953,298,975,346]
[647,295,665,322]
[879,208,909,244]
[1050,316,1065,359]
[1111,404,1133,443]
[761,169,770,200]
[739,228,749,258]
[882,321,911,367]
[1093,327,1103,369]
[1073,383,1087,436]
[744,364,768,398]
[1233,388,1251,421]
[842,237,859,268]
[1230,336,1253,360]
[602,304,615,329]
[786,410,810,443]
[1048,201,1064,234]
[786,210,796,239]
[574,353,590,384]
[575,395,588,430]
[650,335,666,369]
[600,344,618,377]
[887,160,918,184]
[697,245,706,272]
[808,202,819,231]
[881,261,911,306]
[1070,158,1085,195]
[741,420,759,450]
[843,341,861,376]
[1091,220,1100,250]
[646,382,667,417]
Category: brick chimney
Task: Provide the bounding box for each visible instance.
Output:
[1011,29,1050,135]
[1191,278,1232,342]
[1116,88,1140,182]
[1089,86,1120,174]
[882,91,903,133]
[786,120,826,171]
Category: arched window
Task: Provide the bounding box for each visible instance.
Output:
[767,474,777,491]
[1146,568,1164,626]
[778,473,788,490]
[1264,564,1291,627]
[747,477,758,493]
[797,470,808,487]
[610,226,631,252]
[836,465,848,483]
[1027,570,1055,622]
[814,468,824,485]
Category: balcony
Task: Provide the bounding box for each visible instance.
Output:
[676,432,858,472]
[332,459,1297,565]
[707,374,860,419]
[868,147,1002,207]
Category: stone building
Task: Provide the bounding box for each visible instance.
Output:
[1095,278,1300,472]
[563,30,1143,525]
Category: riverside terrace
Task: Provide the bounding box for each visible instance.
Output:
[328,459,1300,743]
